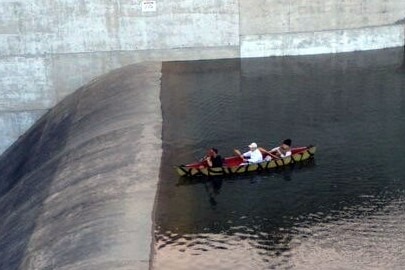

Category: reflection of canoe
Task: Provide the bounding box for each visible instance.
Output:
[175,145,316,177]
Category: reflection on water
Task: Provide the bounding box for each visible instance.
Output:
[154,48,405,269]
[154,187,405,270]
[287,190,405,270]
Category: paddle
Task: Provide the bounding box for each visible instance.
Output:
[196,154,207,162]
[197,149,215,167]
[258,147,279,159]
[196,148,212,162]
[233,149,245,161]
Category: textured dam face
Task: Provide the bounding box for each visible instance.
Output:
[0,62,163,270]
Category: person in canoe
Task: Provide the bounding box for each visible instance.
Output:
[202,148,223,168]
[234,142,263,164]
[260,139,292,160]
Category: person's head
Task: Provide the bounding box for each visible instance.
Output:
[248,142,258,150]
[281,139,291,149]
[208,148,218,157]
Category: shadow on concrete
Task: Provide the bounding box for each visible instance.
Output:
[0,62,162,270]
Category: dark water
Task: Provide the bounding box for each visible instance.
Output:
[154,48,405,270]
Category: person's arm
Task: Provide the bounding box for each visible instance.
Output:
[271,146,283,157]
[258,147,268,154]
[259,147,278,159]
[206,156,213,167]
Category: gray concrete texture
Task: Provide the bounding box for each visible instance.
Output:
[0,62,162,270]
[240,0,405,35]
[1,0,405,154]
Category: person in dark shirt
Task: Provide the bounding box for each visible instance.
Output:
[205,148,223,168]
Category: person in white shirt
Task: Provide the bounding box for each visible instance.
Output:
[261,139,292,161]
[234,142,263,164]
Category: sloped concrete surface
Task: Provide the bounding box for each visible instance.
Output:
[0,62,162,270]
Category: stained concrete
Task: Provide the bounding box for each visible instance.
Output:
[0,62,162,270]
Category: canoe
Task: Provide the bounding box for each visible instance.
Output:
[175,145,316,177]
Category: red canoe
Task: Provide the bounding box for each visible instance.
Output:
[175,145,316,177]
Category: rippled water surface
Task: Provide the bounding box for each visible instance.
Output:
[153,49,405,269]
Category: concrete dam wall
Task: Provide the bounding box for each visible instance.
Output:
[1,47,404,270]
[1,0,405,154]
[0,62,162,269]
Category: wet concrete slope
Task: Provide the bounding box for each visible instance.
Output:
[0,62,162,270]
